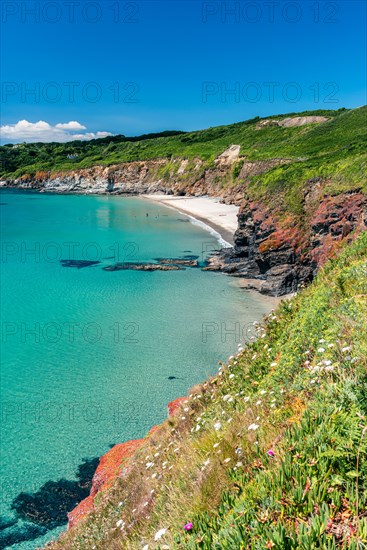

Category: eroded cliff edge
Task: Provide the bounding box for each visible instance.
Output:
[1,153,366,296]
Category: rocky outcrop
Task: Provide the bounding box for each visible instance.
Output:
[67,496,94,530]
[67,439,145,530]
[67,398,187,530]
[206,192,367,295]
[257,116,329,129]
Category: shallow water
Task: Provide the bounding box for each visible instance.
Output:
[0,190,271,548]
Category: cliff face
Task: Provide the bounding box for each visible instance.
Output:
[2,156,366,296]
[209,192,367,295]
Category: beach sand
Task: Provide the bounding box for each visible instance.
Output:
[143,194,291,307]
[143,195,239,246]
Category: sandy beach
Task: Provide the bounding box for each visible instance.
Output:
[144,194,239,246]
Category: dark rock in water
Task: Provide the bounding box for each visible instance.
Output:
[177,218,189,222]
[60,259,100,269]
[12,480,86,528]
[182,255,199,260]
[0,521,46,549]
[103,262,183,272]
[168,375,183,380]
[10,457,98,531]
[0,516,17,530]
[0,202,8,205]
[154,257,199,267]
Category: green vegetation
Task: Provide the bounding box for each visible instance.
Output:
[52,232,367,549]
[1,108,366,187]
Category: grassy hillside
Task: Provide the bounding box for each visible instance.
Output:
[1,108,366,192]
[51,232,367,549]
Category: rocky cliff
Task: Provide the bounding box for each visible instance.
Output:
[2,153,366,296]
[207,191,367,295]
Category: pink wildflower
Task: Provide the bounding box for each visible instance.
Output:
[184,522,193,531]
[267,449,275,457]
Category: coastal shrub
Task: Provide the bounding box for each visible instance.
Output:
[232,159,245,181]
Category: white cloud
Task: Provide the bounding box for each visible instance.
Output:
[55,121,87,130]
[0,120,113,143]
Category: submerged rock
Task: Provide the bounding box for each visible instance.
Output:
[0,521,46,549]
[154,257,199,267]
[103,262,183,272]
[60,259,100,269]
[10,457,98,532]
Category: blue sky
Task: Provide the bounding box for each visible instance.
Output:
[1,0,366,142]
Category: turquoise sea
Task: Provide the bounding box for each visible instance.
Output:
[0,190,271,549]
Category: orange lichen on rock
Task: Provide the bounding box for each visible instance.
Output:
[91,439,145,496]
[67,396,189,529]
[67,495,94,530]
[167,397,187,416]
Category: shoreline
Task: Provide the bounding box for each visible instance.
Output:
[142,194,239,247]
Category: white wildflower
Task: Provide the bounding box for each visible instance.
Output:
[116,519,125,528]
[248,423,259,431]
[214,422,222,431]
[154,528,167,541]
